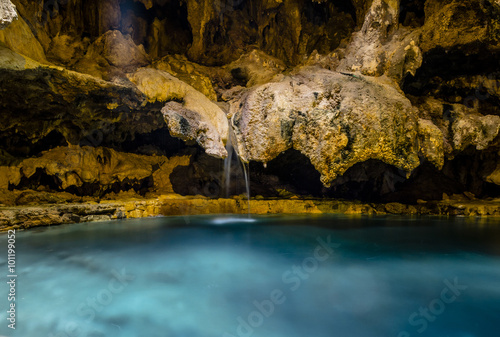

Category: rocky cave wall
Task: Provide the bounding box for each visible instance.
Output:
[0,0,499,207]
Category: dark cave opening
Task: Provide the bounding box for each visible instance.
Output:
[170,148,225,197]
[327,151,500,204]
[326,160,407,202]
[405,45,500,83]
[331,0,357,25]
[304,1,331,26]
[119,126,187,157]
[300,0,357,57]
[9,168,62,192]
[399,0,426,27]
[169,148,323,198]
[120,0,192,55]
[10,166,155,198]
[251,149,323,197]
[0,129,68,159]
[402,45,500,114]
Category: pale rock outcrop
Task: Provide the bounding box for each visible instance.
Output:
[413,97,500,156]
[337,0,423,84]
[0,0,16,29]
[451,109,500,151]
[229,67,421,186]
[153,54,218,101]
[128,67,228,158]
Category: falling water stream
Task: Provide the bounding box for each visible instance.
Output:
[224,117,251,215]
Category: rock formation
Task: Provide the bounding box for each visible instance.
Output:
[0,0,17,30]
[0,0,499,222]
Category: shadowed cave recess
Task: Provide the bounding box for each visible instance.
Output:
[0,0,499,219]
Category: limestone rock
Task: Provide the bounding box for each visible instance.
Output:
[0,146,191,193]
[417,119,445,169]
[451,109,500,151]
[485,157,500,185]
[47,34,89,66]
[0,11,46,63]
[153,54,218,101]
[420,0,500,52]
[74,30,150,79]
[225,49,286,87]
[337,0,423,84]
[229,67,420,186]
[0,0,16,29]
[0,45,157,156]
[186,0,217,62]
[128,67,228,158]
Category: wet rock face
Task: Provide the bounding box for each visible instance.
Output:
[229,68,420,186]
[0,0,499,207]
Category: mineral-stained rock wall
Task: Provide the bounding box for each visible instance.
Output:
[0,0,499,208]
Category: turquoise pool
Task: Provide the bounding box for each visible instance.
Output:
[1,215,499,337]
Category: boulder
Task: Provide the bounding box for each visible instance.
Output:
[128,67,229,158]
[228,67,421,186]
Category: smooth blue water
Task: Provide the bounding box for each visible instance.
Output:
[1,215,500,337]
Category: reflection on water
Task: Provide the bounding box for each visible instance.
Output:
[0,215,499,337]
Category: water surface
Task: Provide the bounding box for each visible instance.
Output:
[1,215,499,337]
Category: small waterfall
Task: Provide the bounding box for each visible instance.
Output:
[223,131,234,198]
[241,160,251,216]
[223,117,251,216]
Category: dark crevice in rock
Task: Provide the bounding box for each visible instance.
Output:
[250,149,323,197]
[30,130,68,156]
[120,0,192,55]
[119,126,187,157]
[9,167,155,198]
[170,147,225,197]
[399,0,426,27]
[10,168,62,192]
[323,150,500,204]
[402,45,500,114]
[403,45,500,91]
[326,160,406,202]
